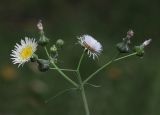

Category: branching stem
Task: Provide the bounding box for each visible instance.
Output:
[83,52,137,84]
[44,47,78,88]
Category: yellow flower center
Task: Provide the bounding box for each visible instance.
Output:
[20,46,33,60]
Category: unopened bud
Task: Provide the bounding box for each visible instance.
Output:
[56,39,64,48]
[50,45,57,53]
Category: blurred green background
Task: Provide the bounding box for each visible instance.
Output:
[0,0,160,115]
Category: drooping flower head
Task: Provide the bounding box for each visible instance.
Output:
[78,35,102,59]
[11,37,37,67]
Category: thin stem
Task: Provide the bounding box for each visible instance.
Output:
[114,52,137,61]
[77,49,85,70]
[45,87,77,103]
[44,47,50,58]
[84,83,101,88]
[50,68,77,72]
[44,47,79,88]
[83,52,137,84]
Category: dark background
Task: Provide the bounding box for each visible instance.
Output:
[0,0,160,115]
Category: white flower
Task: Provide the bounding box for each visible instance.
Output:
[142,39,152,46]
[78,35,102,59]
[10,37,38,67]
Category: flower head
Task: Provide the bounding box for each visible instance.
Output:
[142,39,152,46]
[126,29,134,39]
[11,37,37,67]
[78,35,102,59]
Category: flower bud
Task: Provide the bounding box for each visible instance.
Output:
[116,30,134,53]
[30,54,38,62]
[37,59,50,72]
[50,45,57,53]
[116,42,130,53]
[134,39,152,57]
[56,39,64,48]
[38,35,49,47]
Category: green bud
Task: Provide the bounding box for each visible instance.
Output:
[134,45,145,57]
[37,59,50,72]
[56,39,64,48]
[30,54,38,62]
[116,42,130,53]
[38,35,49,47]
[50,45,57,53]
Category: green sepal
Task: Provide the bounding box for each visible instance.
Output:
[38,35,49,47]
[134,45,145,57]
[30,54,38,62]
[116,42,130,53]
[37,59,50,72]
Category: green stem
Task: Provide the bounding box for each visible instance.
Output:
[83,52,137,84]
[50,59,78,88]
[44,47,50,58]
[81,84,90,115]
[77,49,85,70]
[50,68,77,72]
[114,52,137,61]
[44,47,78,88]
[45,87,77,103]
[76,50,90,115]
[77,71,90,115]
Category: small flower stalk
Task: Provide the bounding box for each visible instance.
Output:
[10,21,152,115]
